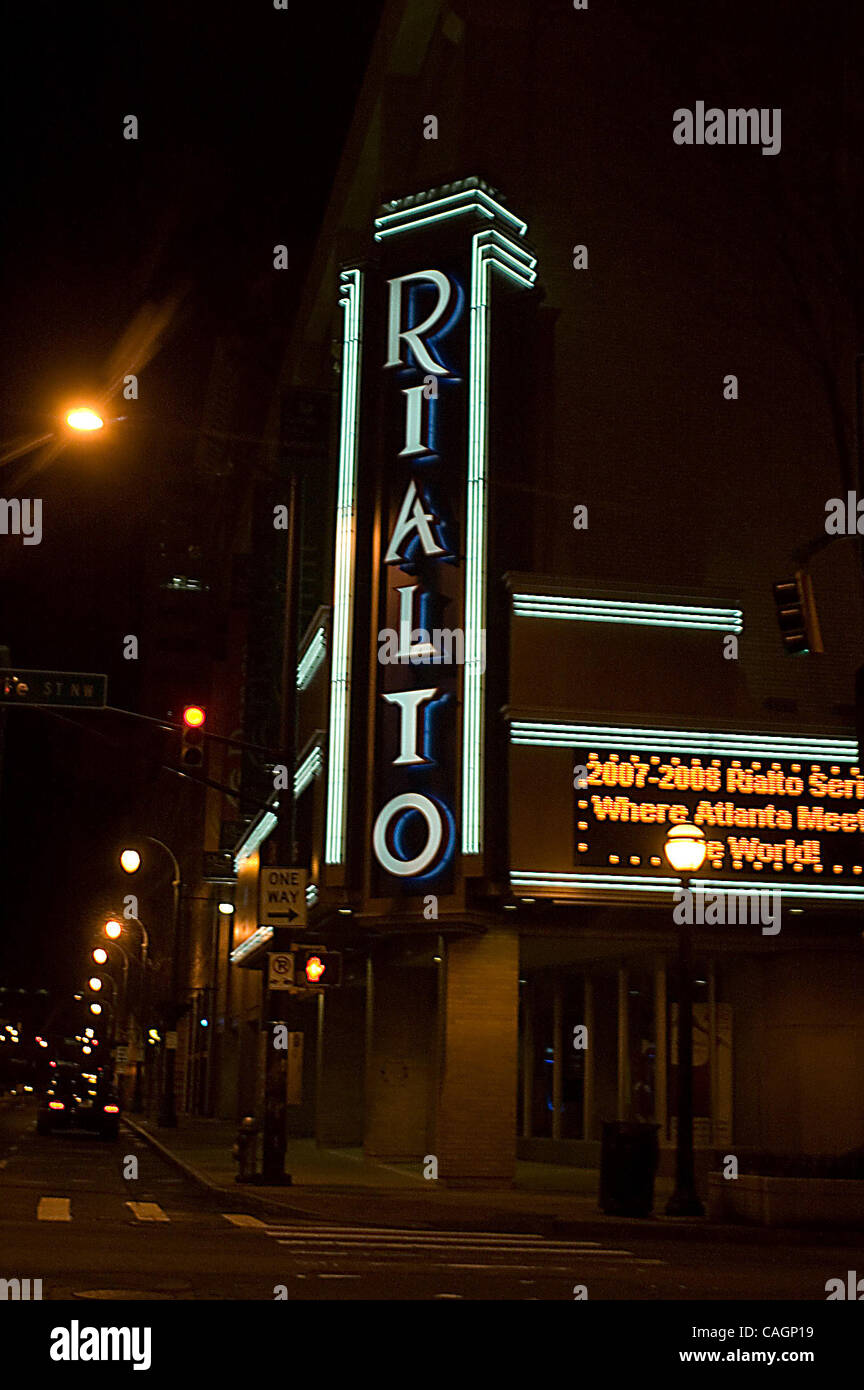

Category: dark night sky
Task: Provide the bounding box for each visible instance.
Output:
[0,2,383,997]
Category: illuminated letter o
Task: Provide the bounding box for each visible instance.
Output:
[373,793,445,876]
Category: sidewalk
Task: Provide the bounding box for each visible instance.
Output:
[122,1113,839,1245]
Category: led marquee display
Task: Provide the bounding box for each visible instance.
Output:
[574,747,864,883]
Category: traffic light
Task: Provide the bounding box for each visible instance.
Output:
[293,947,342,988]
[181,704,206,768]
[772,570,823,655]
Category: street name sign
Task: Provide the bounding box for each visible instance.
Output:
[259,866,308,928]
[0,669,107,708]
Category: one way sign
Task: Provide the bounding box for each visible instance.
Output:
[259,866,308,928]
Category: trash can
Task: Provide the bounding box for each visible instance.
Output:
[599,1121,660,1216]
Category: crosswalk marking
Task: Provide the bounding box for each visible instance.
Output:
[37,1196,71,1221]
[273,1239,633,1251]
[274,1239,643,1258]
[20,1200,665,1271]
[261,1225,603,1245]
[250,1222,668,1268]
[125,1201,170,1223]
[269,1232,633,1253]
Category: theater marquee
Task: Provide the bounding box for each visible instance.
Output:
[511,719,864,904]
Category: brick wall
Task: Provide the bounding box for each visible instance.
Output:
[316,985,366,1146]
[364,960,436,1161]
[436,928,519,1185]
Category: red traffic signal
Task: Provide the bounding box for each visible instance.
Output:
[293,947,342,988]
[181,705,206,768]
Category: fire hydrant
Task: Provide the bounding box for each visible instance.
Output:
[232,1116,259,1183]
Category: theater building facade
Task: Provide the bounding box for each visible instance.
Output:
[227,1,864,1186]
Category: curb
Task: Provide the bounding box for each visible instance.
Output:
[121,1119,864,1246]
[122,1116,329,1223]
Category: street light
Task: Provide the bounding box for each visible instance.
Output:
[664,822,706,1218]
[665,823,707,875]
[120,838,182,1127]
[102,913,151,1112]
[65,407,104,432]
[92,947,108,965]
[88,976,103,992]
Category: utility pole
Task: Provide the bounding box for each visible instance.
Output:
[260,417,303,1185]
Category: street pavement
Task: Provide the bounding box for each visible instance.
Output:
[0,1099,858,1300]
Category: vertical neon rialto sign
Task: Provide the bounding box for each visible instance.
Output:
[325,183,536,892]
[371,265,463,889]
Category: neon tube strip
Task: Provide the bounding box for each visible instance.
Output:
[297,626,327,689]
[234,809,278,873]
[325,268,364,864]
[511,870,864,902]
[295,745,323,799]
[463,231,536,855]
[510,720,857,761]
[375,188,528,239]
[229,926,274,964]
[513,594,743,632]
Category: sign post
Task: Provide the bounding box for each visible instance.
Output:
[258,875,306,1186]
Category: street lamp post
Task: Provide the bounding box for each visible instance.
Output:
[664,823,707,1218]
[121,838,182,1127]
[105,915,150,1111]
[85,972,118,1061]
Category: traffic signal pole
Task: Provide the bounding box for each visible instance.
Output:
[260,443,301,1185]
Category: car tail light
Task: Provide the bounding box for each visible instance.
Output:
[103,1104,119,1114]
[48,1101,64,1110]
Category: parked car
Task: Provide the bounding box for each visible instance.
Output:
[36,1073,80,1133]
[76,1077,121,1140]
[36,1070,121,1140]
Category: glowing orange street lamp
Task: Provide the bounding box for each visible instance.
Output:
[105,918,123,939]
[65,407,104,432]
[663,823,707,1218]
